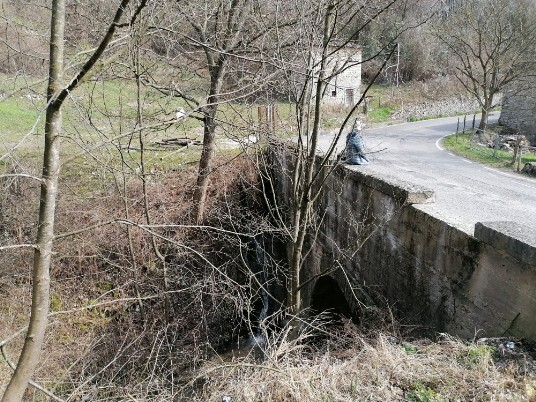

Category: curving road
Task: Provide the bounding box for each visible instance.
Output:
[320,113,536,235]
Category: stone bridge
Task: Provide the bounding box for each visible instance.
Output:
[272,151,536,339]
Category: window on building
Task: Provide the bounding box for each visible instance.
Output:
[331,90,337,97]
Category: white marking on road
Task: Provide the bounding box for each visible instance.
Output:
[435,137,444,151]
[483,166,536,189]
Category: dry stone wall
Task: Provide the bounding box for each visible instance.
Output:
[391,96,486,121]
[499,78,536,145]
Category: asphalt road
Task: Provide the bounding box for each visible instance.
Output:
[319,113,536,235]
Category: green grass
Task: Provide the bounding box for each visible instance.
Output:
[0,97,44,140]
[365,83,420,102]
[0,94,46,162]
[408,114,445,122]
[407,384,438,402]
[465,344,494,366]
[367,106,393,122]
[0,73,209,170]
[442,133,536,168]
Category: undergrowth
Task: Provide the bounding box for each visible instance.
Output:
[189,324,534,402]
[1,146,535,401]
[0,155,272,400]
[443,132,536,168]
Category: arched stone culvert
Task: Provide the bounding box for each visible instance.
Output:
[310,275,352,321]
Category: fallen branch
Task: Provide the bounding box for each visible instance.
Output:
[154,137,202,147]
[0,244,38,251]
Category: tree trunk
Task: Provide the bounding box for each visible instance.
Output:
[2,1,140,399]
[478,99,492,131]
[193,108,217,224]
[1,1,64,400]
[286,4,334,325]
[193,66,224,224]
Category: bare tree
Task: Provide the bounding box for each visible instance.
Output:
[144,0,292,223]
[263,0,419,327]
[434,0,536,131]
[1,1,146,400]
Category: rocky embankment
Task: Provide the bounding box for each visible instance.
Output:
[390,96,484,121]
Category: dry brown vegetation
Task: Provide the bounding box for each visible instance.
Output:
[1,0,535,399]
[193,324,536,402]
[1,155,267,400]
[1,155,535,401]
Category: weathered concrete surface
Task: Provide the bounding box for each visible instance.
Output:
[338,168,436,205]
[272,151,536,339]
[475,221,536,265]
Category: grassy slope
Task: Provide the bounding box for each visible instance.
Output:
[443,132,536,169]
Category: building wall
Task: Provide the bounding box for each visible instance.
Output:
[314,48,362,106]
[499,77,536,145]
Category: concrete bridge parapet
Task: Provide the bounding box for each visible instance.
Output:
[272,150,536,339]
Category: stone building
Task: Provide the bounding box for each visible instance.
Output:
[313,46,362,107]
[499,76,536,145]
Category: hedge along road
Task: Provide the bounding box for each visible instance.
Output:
[319,113,536,235]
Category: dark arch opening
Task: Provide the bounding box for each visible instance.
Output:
[310,276,352,321]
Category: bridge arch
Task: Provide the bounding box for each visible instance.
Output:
[310,275,352,320]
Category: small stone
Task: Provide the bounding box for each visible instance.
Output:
[521,162,536,176]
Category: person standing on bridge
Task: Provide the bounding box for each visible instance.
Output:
[344,120,369,165]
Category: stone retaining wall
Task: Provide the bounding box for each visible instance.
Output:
[272,150,536,339]
[391,96,484,121]
[499,78,536,145]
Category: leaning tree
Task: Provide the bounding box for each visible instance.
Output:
[1,1,147,400]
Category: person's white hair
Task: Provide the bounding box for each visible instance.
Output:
[354,120,364,131]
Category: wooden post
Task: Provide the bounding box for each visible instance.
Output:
[493,134,500,158]
[363,96,371,115]
[463,115,467,133]
[472,114,476,129]
[456,117,460,142]
[517,144,522,172]
[266,105,271,132]
[258,104,276,133]
[258,105,266,129]
[512,135,522,165]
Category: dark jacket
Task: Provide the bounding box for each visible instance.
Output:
[345,131,369,165]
